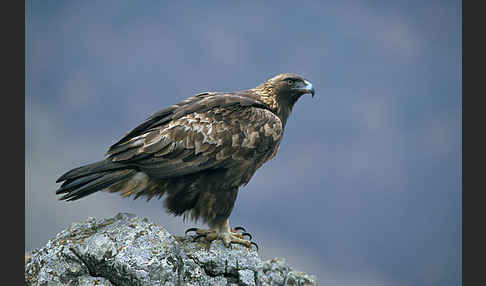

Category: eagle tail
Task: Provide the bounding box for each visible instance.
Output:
[55,160,138,201]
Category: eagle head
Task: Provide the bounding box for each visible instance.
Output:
[253,73,315,124]
[266,73,315,99]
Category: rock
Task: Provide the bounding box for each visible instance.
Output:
[25,213,317,286]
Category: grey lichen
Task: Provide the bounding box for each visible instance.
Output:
[25,213,317,286]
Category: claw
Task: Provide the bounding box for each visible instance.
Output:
[250,241,259,252]
[193,234,207,241]
[233,226,246,233]
[241,232,252,240]
[185,227,199,235]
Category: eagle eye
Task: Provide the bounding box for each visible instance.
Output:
[286,79,294,85]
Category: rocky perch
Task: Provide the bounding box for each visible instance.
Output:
[25,213,317,286]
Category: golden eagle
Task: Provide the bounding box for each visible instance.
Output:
[55,73,315,248]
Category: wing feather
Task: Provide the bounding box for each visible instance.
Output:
[105,92,282,181]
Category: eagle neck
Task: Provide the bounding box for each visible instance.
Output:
[250,86,292,127]
[277,106,292,127]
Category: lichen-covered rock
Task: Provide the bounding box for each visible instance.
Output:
[25,213,317,286]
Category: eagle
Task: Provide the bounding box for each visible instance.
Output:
[55,73,315,248]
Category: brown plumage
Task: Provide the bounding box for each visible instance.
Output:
[55,73,315,243]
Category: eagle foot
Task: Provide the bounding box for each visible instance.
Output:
[185,227,258,251]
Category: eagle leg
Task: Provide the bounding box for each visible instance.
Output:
[184,220,258,250]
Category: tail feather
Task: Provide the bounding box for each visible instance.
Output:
[55,159,178,203]
[58,169,136,201]
[56,160,127,183]
[56,173,105,194]
[55,159,138,201]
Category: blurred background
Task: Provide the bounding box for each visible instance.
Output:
[25,1,460,285]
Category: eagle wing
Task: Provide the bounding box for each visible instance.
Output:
[106,92,283,182]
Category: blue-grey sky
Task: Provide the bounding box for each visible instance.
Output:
[25,1,460,285]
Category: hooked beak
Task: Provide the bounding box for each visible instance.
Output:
[289,78,316,98]
[303,80,315,97]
